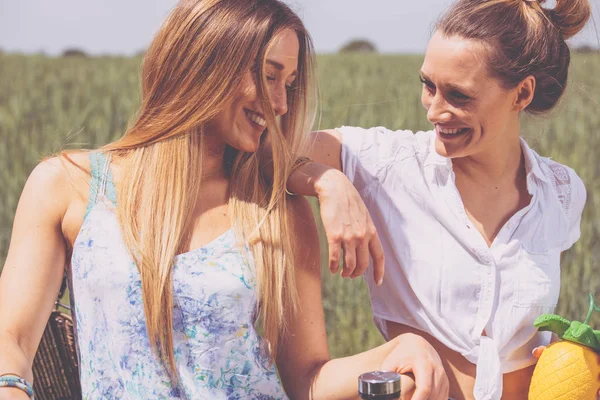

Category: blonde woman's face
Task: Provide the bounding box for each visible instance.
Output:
[420,31,518,159]
[208,28,300,153]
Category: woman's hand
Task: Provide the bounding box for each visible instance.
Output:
[531,333,560,359]
[532,346,546,359]
[382,333,450,400]
[279,128,385,283]
[314,166,385,284]
[0,387,32,400]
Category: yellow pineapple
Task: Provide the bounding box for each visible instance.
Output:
[529,294,600,400]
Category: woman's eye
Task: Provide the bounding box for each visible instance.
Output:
[419,77,435,94]
[266,75,276,82]
[426,86,435,94]
[451,91,470,101]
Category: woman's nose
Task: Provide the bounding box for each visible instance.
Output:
[426,94,452,124]
[271,86,288,116]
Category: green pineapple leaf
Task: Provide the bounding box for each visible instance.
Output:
[594,330,600,345]
[534,314,571,336]
[562,321,600,353]
[534,295,600,353]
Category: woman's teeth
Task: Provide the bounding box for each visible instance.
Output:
[246,110,266,127]
[438,127,468,135]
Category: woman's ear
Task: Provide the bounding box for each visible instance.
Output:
[513,75,536,111]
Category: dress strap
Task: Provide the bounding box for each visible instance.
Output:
[84,152,117,219]
[98,153,112,200]
[102,153,118,206]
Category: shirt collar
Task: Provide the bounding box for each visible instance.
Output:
[520,137,551,184]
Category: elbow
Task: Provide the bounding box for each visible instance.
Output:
[284,358,330,400]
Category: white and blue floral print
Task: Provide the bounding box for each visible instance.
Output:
[69,152,287,399]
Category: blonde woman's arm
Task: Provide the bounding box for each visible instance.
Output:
[276,196,449,400]
[0,159,72,399]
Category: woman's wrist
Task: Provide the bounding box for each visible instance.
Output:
[287,160,339,198]
[0,374,34,400]
[0,386,32,400]
[387,333,414,352]
[285,156,314,196]
[312,166,346,200]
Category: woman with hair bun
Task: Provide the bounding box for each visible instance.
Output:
[286,0,592,398]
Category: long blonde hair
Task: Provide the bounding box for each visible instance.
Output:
[97,0,316,378]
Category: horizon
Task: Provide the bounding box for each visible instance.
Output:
[1,0,598,56]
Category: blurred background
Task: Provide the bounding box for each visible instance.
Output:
[1,0,599,357]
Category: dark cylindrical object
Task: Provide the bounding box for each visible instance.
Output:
[358,371,401,399]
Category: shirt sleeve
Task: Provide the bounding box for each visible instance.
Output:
[338,126,415,194]
[561,168,587,252]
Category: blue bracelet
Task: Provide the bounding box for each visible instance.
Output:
[0,374,35,399]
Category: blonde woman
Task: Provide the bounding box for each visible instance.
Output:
[286,0,591,399]
[0,0,449,399]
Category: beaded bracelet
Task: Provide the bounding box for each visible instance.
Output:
[0,374,35,399]
[285,156,313,196]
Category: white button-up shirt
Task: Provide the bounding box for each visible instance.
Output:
[339,126,586,400]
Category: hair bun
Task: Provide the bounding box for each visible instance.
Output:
[546,0,591,40]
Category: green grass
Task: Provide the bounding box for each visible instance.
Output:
[1,52,599,358]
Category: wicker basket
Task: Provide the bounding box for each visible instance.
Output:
[32,277,81,400]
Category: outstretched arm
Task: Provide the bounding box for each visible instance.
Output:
[276,196,448,400]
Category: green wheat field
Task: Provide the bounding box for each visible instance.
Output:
[1,52,599,357]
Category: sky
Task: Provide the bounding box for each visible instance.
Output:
[0,0,598,56]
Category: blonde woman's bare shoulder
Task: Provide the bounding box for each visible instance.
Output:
[15,153,86,230]
[23,152,94,241]
[52,151,102,246]
[34,151,93,201]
